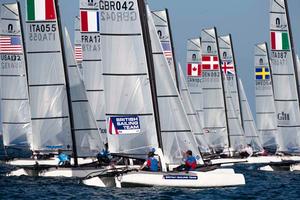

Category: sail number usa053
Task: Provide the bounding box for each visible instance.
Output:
[99,0,137,21]
[28,23,56,41]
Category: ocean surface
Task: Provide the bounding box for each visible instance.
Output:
[1,162,300,200]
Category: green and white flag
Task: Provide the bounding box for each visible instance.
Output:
[271,31,290,50]
[27,0,56,21]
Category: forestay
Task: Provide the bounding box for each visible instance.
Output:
[255,43,278,149]
[186,38,204,128]
[177,63,209,152]
[201,28,229,151]
[0,3,33,148]
[63,28,104,157]
[25,0,73,152]
[269,0,300,153]
[100,0,159,156]
[238,78,262,152]
[151,9,178,89]
[79,0,106,137]
[147,6,202,164]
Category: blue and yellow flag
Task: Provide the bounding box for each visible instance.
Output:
[256,67,270,80]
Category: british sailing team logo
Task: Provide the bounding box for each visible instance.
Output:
[108,116,141,135]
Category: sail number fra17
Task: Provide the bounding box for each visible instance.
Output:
[99,0,137,21]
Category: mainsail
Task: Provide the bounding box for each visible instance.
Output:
[151,9,178,89]
[201,27,229,151]
[100,0,159,156]
[25,0,73,152]
[186,38,204,128]
[63,27,104,157]
[0,3,32,148]
[239,78,262,151]
[219,35,245,151]
[79,0,106,136]
[255,43,278,149]
[269,0,300,152]
[177,63,208,152]
[147,6,202,164]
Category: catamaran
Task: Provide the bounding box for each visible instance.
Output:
[259,0,300,171]
[82,0,245,188]
[6,0,106,177]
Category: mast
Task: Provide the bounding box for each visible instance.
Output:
[55,0,78,166]
[285,0,300,106]
[138,0,163,151]
[230,34,244,129]
[216,28,231,148]
[165,8,179,91]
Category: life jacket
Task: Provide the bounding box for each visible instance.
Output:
[147,157,159,171]
[185,156,197,170]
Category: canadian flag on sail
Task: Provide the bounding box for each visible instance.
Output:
[187,63,201,76]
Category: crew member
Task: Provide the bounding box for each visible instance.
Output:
[140,151,159,172]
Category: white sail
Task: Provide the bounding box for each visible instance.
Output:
[177,63,209,152]
[255,43,278,149]
[100,0,159,156]
[0,3,32,148]
[223,77,245,151]
[186,38,204,128]
[63,27,104,157]
[201,28,229,151]
[147,6,202,164]
[218,35,242,125]
[239,78,262,151]
[25,0,73,152]
[218,35,245,151]
[151,9,178,88]
[79,0,106,137]
[269,0,300,153]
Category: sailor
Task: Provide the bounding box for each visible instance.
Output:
[140,151,159,172]
[257,147,269,156]
[58,150,71,166]
[184,150,197,171]
[97,143,112,165]
[239,144,253,158]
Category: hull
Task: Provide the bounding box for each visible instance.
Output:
[259,160,300,172]
[6,157,96,166]
[83,169,245,188]
[211,156,300,165]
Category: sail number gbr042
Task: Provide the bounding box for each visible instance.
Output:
[99,0,137,21]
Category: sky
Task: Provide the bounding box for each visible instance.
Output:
[2,0,300,115]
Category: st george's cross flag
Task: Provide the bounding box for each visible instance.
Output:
[202,55,219,70]
[270,31,290,50]
[187,63,201,77]
[27,0,56,21]
[80,10,100,32]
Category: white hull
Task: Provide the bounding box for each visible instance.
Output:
[83,168,245,188]
[211,155,300,165]
[259,161,300,172]
[7,165,140,178]
[6,157,96,166]
[290,163,300,171]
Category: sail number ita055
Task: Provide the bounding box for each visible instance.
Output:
[99,0,137,21]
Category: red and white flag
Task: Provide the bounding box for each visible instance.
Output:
[202,55,219,70]
[74,45,83,63]
[187,63,201,77]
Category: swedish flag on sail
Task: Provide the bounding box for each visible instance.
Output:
[256,67,270,80]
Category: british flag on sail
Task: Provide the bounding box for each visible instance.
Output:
[161,41,172,59]
[108,117,119,135]
[221,60,235,75]
[74,45,83,63]
[0,36,22,54]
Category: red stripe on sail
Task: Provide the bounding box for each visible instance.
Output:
[187,64,192,76]
[80,11,88,32]
[45,0,56,20]
[271,32,276,50]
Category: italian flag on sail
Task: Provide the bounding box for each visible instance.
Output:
[270,31,290,50]
[27,0,56,21]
